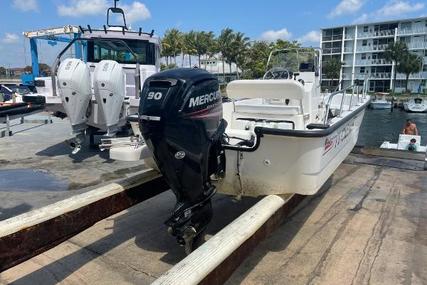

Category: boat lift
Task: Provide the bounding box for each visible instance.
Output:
[21,25,82,87]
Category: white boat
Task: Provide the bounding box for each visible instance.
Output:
[130,48,371,249]
[23,2,161,153]
[381,134,427,153]
[370,94,392,109]
[403,97,427,113]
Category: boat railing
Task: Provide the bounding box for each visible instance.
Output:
[323,78,368,124]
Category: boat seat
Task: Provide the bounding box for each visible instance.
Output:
[227,79,305,100]
[234,98,301,115]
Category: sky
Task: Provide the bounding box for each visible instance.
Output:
[0,0,426,67]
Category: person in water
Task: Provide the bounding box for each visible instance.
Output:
[402,119,419,135]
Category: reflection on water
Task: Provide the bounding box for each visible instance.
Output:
[357,108,427,147]
[0,169,69,192]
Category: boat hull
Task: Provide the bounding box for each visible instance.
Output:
[370,102,392,109]
[217,109,366,197]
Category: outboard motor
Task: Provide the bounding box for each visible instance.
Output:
[139,68,226,253]
[93,60,125,136]
[57,58,92,154]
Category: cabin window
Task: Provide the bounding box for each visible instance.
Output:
[414,98,422,104]
[87,39,156,65]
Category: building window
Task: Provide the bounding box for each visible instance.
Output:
[361,53,366,60]
[362,40,367,46]
[364,26,368,32]
[360,67,365,73]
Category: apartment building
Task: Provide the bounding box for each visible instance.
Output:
[321,17,427,93]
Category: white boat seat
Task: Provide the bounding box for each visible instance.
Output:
[225,128,254,141]
[227,79,305,100]
[234,98,300,115]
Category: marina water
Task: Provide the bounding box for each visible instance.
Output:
[357,108,427,147]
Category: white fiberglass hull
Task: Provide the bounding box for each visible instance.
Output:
[217,104,367,197]
[370,101,392,110]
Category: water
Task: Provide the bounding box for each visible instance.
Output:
[0,169,69,192]
[357,108,427,147]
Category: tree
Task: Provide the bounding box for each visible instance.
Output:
[0,66,6,77]
[397,52,423,93]
[229,32,250,79]
[323,58,343,89]
[193,31,215,68]
[217,28,235,81]
[241,41,271,79]
[162,29,182,65]
[384,41,408,94]
[183,31,197,66]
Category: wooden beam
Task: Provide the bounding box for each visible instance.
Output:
[153,194,306,285]
[0,169,169,272]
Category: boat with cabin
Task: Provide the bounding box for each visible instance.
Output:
[23,0,160,153]
[370,94,392,109]
[403,97,427,113]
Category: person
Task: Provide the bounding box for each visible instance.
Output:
[402,119,419,135]
[407,138,417,151]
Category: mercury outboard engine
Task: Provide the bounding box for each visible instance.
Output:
[139,68,226,253]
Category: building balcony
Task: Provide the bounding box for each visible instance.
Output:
[356,44,389,52]
[355,59,392,66]
[357,30,395,39]
[343,47,353,53]
[407,42,426,50]
[398,28,427,35]
[322,47,342,54]
[322,35,343,41]
[396,72,427,79]
[344,34,354,40]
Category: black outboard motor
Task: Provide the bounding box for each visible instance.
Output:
[139,68,226,253]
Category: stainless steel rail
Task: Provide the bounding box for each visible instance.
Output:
[323,78,368,124]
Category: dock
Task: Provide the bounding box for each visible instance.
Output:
[0,117,426,284]
[1,160,425,284]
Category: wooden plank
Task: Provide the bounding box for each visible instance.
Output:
[153,194,306,285]
[0,169,169,272]
[352,146,425,161]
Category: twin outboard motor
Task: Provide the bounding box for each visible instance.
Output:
[139,68,226,253]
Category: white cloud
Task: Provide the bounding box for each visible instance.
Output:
[12,0,38,12]
[298,31,321,44]
[329,0,364,18]
[260,28,292,42]
[352,13,369,24]
[3,33,20,44]
[352,1,425,23]
[377,0,424,16]
[121,2,151,24]
[58,0,109,17]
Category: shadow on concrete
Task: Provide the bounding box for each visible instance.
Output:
[35,141,112,163]
[225,177,334,285]
[9,192,260,285]
[0,203,32,221]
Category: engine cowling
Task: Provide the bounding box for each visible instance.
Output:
[57,58,91,132]
[93,60,125,135]
[139,68,226,252]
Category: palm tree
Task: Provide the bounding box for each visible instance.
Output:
[217,28,235,82]
[183,31,197,67]
[397,53,423,93]
[162,28,182,65]
[193,31,215,68]
[384,41,408,94]
[230,32,250,79]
